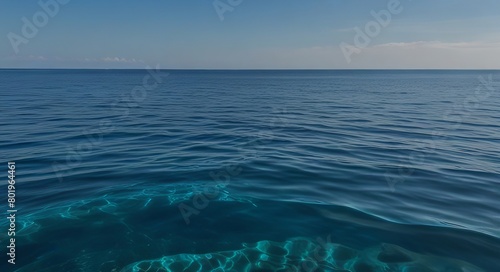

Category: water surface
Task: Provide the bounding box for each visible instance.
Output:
[0,70,499,271]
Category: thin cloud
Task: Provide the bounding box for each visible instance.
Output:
[3,55,48,61]
[375,41,500,49]
[101,57,142,63]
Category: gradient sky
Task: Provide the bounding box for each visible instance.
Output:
[1,0,500,69]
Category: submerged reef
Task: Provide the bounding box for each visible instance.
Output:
[121,237,483,272]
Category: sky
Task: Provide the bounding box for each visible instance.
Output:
[1,0,500,69]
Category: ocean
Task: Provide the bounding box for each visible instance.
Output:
[0,69,499,271]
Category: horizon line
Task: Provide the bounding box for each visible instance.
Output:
[1,68,500,71]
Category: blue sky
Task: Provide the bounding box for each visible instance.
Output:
[1,0,500,69]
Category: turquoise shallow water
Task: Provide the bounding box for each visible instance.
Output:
[0,70,499,271]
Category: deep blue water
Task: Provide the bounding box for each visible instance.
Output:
[0,70,499,272]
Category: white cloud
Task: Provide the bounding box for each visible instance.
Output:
[101,57,141,63]
[346,41,500,69]
[375,41,500,49]
[237,41,500,69]
[0,55,146,68]
[3,55,48,61]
